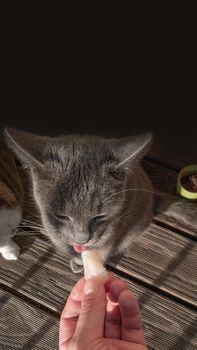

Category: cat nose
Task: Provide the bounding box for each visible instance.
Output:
[75,238,89,244]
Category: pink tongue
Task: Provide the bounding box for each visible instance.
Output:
[74,244,87,253]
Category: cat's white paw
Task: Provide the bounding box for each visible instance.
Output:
[0,242,20,261]
[70,257,84,273]
[2,248,19,260]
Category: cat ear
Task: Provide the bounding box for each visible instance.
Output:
[4,128,50,168]
[112,133,152,169]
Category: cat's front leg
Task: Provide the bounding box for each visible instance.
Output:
[0,238,20,260]
[70,255,83,273]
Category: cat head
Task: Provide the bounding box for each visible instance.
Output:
[5,128,152,253]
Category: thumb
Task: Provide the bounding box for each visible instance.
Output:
[74,279,106,343]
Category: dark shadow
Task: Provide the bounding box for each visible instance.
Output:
[21,318,58,350]
[138,239,196,307]
[0,246,58,349]
[13,246,54,290]
[109,231,196,306]
[0,246,54,309]
[108,230,196,349]
[136,240,197,350]
[0,290,59,350]
[14,234,36,254]
[0,292,10,309]
[168,317,197,350]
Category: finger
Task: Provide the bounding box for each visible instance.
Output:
[119,289,146,346]
[106,338,147,350]
[59,278,85,348]
[105,297,121,339]
[61,278,85,318]
[104,272,116,292]
[73,278,106,344]
[59,316,78,350]
[108,279,128,303]
[104,278,128,339]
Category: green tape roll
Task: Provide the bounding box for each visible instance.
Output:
[177,165,197,200]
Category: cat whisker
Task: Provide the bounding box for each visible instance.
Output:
[20,219,44,228]
[16,228,44,234]
[104,188,174,202]
[18,225,44,232]
[22,226,44,231]
[104,188,146,202]
[19,221,43,226]
[15,229,50,240]
[15,233,42,237]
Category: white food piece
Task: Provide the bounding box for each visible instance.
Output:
[82,250,108,283]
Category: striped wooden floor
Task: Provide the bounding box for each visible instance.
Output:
[0,136,196,350]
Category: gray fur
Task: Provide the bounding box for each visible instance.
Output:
[2,128,197,272]
[5,129,153,271]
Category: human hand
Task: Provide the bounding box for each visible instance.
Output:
[59,274,148,350]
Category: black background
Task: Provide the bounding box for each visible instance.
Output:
[1,11,197,151]
[1,91,196,153]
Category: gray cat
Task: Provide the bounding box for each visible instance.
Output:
[0,128,196,272]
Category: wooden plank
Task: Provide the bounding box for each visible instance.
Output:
[149,134,197,171]
[0,237,196,350]
[143,160,197,238]
[0,288,59,350]
[154,213,197,239]
[110,223,197,307]
[1,224,197,308]
[120,276,197,350]
[142,159,177,194]
[0,238,74,312]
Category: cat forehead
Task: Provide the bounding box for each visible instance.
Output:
[43,137,115,165]
[41,139,117,203]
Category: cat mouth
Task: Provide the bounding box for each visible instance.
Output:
[73,238,99,253]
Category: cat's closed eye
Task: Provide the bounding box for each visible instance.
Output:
[88,215,107,234]
[53,213,70,222]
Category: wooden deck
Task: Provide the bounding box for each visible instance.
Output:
[0,136,197,350]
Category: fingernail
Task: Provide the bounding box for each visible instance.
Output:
[84,279,102,296]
